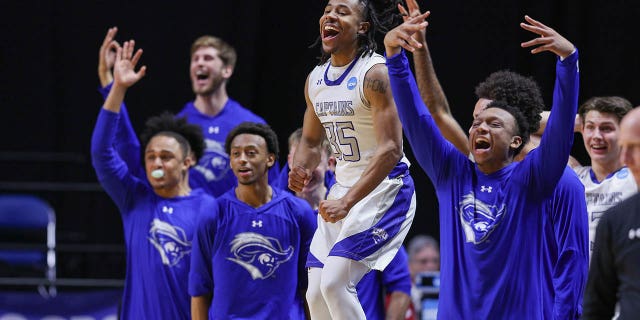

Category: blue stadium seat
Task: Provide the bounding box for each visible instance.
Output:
[0,194,56,296]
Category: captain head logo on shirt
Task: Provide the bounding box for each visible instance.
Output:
[457,193,506,244]
[227,232,294,280]
[148,218,191,266]
[194,138,231,181]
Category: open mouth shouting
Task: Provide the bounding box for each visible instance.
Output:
[194,69,210,86]
[473,137,491,154]
[322,24,340,41]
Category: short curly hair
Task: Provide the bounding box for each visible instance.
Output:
[475,70,544,134]
[225,122,280,157]
[140,112,205,162]
[578,96,633,124]
[486,100,531,156]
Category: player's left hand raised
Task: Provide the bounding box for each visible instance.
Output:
[520,15,575,59]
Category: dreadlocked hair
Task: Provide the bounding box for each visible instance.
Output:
[140,111,205,163]
[313,0,404,65]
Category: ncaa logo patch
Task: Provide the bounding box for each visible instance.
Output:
[616,167,629,179]
[347,77,357,90]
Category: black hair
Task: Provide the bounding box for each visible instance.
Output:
[225,122,280,157]
[139,112,205,162]
[578,96,633,123]
[475,70,544,134]
[314,0,403,65]
[485,100,531,156]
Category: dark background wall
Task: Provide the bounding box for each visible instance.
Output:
[1,0,638,279]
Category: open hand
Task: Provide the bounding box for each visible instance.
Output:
[113,40,147,89]
[520,15,575,59]
[384,10,430,56]
[98,27,121,87]
[398,0,428,45]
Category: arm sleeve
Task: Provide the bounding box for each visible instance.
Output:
[550,169,589,320]
[99,82,144,180]
[582,213,618,319]
[90,109,138,212]
[522,51,580,199]
[381,246,412,296]
[188,213,217,297]
[386,51,466,185]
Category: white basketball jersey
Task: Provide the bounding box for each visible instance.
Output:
[308,53,407,187]
[573,166,638,255]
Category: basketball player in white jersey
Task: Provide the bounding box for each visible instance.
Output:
[570,97,638,257]
[288,0,418,318]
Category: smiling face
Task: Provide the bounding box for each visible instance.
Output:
[319,0,369,59]
[229,133,275,186]
[144,135,191,193]
[469,107,522,173]
[582,110,623,169]
[190,46,232,96]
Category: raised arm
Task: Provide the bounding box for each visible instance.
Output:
[97,28,145,179]
[98,27,120,88]
[529,111,583,167]
[519,16,579,194]
[103,40,146,113]
[384,13,465,184]
[401,0,469,154]
[91,40,147,210]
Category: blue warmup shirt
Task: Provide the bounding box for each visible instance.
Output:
[188,187,317,319]
[357,246,411,320]
[91,109,218,320]
[387,50,579,319]
[99,84,278,197]
[178,100,281,196]
[543,166,589,319]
